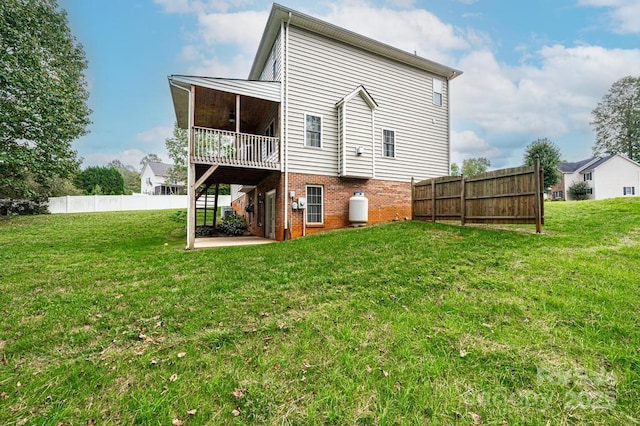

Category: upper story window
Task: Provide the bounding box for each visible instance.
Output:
[382,129,396,158]
[305,114,322,148]
[433,78,443,107]
[306,185,323,224]
[623,186,635,195]
[583,172,593,181]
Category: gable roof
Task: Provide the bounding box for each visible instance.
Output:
[249,3,463,81]
[560,154,639,174]
[147,162,173,177]
[335,85,378,110]
[559,157,598,173]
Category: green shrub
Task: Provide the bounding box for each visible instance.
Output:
[568,181,591,200]
[216,214,247,236]
[0,198,49,216]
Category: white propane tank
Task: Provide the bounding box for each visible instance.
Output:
[349,191,368,226]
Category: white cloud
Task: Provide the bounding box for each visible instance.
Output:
[318,4,472,65]
[135,126,173,144]
[153,0,252,14]
[451,130,502,165]
[451,43,640,165]
[578,0,640,33]
[197,10,268,52]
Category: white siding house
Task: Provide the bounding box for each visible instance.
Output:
[140,162,185,195]
[551,154,640,200]
[169,3,462,248]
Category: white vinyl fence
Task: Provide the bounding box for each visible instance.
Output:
[48,194,231,214]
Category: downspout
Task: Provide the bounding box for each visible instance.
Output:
[169,77,195,249]
[283,11,292,240]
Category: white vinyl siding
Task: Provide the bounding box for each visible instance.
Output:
[338,91,374,178]
[304,114,322,148]
[306,185,323,224]
[259,33,282,81]
[286,26,450,181]
[382,129,395,158]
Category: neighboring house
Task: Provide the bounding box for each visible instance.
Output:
[140,162,185,195]
[550,154,640,201]
[168,3,462,248]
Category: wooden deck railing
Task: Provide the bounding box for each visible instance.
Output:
[192,127,280,170]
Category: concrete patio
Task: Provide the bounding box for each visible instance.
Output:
[193,236,275,249]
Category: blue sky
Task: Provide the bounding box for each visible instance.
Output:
[59,0,640,170]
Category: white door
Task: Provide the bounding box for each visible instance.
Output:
[265,190,276,239]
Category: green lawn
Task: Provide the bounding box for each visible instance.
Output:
[1,199,639,425]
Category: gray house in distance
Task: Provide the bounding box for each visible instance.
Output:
[168,3,462,248]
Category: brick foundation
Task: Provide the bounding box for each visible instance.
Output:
[232,172,411,241]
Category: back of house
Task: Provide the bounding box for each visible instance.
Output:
[169,3,462,246]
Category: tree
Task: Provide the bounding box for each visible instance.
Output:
[568,181,590,201]
[461,157,491,177]
[140,154,162,170]
[523,138,562,191]
[74,166,124,195]
[107,159,141,194]
[0,0,90,199]
[165,124,187,186]
[591,76,640,162]
[450,163,461,176]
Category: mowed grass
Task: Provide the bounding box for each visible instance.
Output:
[1,199,639,425]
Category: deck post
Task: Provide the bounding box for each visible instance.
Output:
[213,183,220,232]
[186,85,196,250]
[534,155,542,233]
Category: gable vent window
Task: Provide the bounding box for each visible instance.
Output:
[623,186,635,195]
[305,114,322,148]
[433,78,443,107]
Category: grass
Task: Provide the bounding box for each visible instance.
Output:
[0,198,639,425]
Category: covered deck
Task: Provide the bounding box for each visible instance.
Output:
[168,75,282,248]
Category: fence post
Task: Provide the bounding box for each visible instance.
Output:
[431,179,436,222]
[410,177,415,220]
[534,156,542,233]
[460,175,466,226]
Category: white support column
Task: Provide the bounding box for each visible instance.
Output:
[235,95,240,134]
[186,85,196,250]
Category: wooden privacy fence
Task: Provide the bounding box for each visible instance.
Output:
[412,160,544,232]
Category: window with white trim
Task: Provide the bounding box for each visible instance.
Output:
[433,78,443,107]
[586,187,593,195]
[306,185,323,224]
[583,172,592,181]
[623,186,635,195]
[304,114,322,148]
[382,129,395,158]
[553,190,563,199]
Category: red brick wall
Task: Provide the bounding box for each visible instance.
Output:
[287,172,411,239]
[232,172,411,240]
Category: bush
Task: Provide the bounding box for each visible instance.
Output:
[0,198,49,216]
[568,181,591,201]
[169,209,187,224]
[216,214,247,236]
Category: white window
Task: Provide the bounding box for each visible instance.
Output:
[553,190,563,199]
[583,172,592,181]
[433,78,443,107]
[586,187,593,195]
[382,129,396,158]
[623,186,635,195]
[304,114,322,148]
[306,185,323,224]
